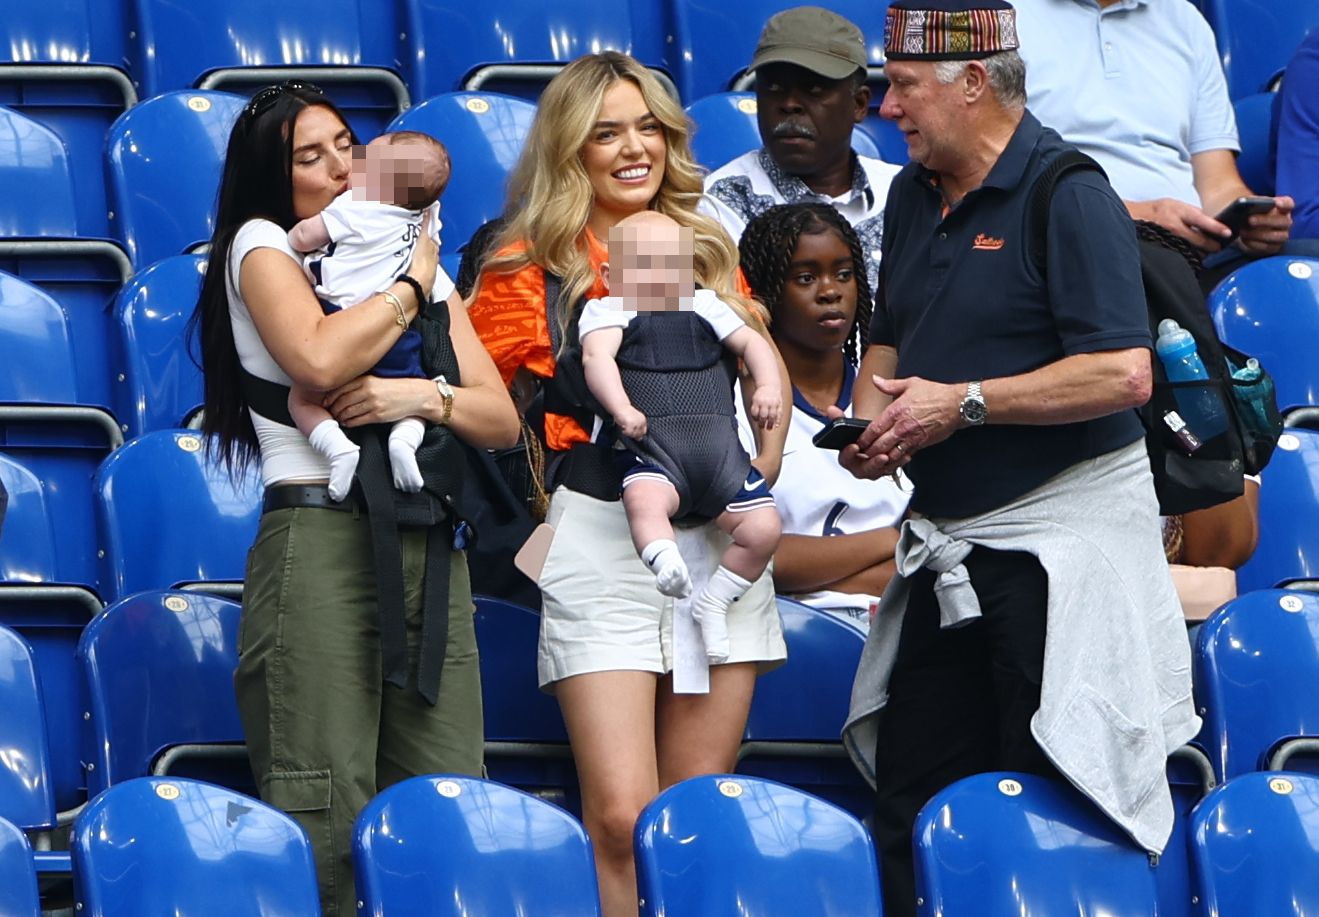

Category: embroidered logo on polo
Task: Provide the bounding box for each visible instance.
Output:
[972,233,1005,251]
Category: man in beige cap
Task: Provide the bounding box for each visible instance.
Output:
[701,5,900,292]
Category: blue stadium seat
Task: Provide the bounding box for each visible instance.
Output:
[0,0,137,239]
[127,0,409,139]
[72,777,320,917]
[736,596,870,820]
[388,92,538,278]
[78,591,250,796]
[1195,0,1319,99]
[668,0,893,102]
[1233,91,1280,195]
[0,818,40,917]
[474,596,577,812]
[685,92,883,173]
[1160,746,1217,917]
[105,91,247,270]
[1210,256,1319,413]
[0,452,102,818]
[1234,428,1319,592]
[1193,588,1319,780]
[0,622,69,876]
[354,774,601,917]
[914,772,1159,915]
[401,0,674,103]
[634,774,882,916]
[1190,770,1319,915]
[0,269,121,590]
[112,255,207,438]
[0,107,132,413]
[94,430,262,602]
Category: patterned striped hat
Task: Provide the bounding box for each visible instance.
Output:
[884,0,1019,61]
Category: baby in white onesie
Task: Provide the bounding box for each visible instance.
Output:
[286,131,451,500]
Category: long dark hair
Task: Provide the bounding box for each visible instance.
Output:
[739,203,872,367]
[192,85,356,472]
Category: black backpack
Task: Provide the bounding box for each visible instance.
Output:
[1030,151,1283,516]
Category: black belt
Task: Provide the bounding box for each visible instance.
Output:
[262,484,359,514]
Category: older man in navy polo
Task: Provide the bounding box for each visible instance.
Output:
[836,2,1199,913]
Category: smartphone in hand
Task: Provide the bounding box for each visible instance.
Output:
[812,417,870,450]
[1213,196,1276,240]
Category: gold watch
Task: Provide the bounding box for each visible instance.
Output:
[434,375,454,425]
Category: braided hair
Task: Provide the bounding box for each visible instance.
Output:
[739,203,872,367]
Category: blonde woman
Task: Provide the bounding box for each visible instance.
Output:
[469,52,789,916]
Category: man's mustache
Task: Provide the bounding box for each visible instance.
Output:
[772,121,817,140]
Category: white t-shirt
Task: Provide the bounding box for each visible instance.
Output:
[227,217,455,485]
[303,197,455,308]
[577,288,746,341]
[736,367,911,612]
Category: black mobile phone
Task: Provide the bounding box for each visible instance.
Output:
[1213,196,1276,240]
[812,417,870,450]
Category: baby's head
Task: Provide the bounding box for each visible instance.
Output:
[349,131,451,210]
[603,211,695,311]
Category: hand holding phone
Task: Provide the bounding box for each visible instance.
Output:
[1212,196,1276,240]
[812,417,871,450]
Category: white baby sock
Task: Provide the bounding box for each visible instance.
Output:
[388,417,426,493]
[308,419,360,502]
[692,566,752,664]
[641,539,692,598]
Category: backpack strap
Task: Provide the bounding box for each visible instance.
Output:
[1027,149,1107,273]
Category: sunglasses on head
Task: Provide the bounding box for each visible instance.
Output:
[242,79,325,119]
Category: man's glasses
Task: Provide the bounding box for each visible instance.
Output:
[242,80,324,119]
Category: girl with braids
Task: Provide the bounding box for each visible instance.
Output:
[466,52,789,917]
[739,203,911,626]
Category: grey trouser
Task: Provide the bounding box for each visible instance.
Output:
[236,505,483,917]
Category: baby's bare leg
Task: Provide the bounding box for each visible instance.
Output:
[622,476,690,598]
[290,387,359,502]
[692,505,783,663]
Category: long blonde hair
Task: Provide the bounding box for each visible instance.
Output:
[482,51,763,342]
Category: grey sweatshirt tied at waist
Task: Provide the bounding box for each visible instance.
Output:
[843,440,1200,854]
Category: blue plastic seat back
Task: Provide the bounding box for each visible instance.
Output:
[1210,256,1319,413]
[355,775,601,917]
[914,772,1159,915]
[0,105,79,238]
[1235,428,1319,592]
[113,255,207,438]
[0,270,80,408]
[635,774,882,917]
[0,624,56,831]
[1158,746,1217,917]
[474,596,568,743]
[1233,91,1280,195]
[0,452,60,584]
[78,591,246,795]
[667,0,892,101]
[1191,770,1319,914]
[1,0,136,237]
[0,818,40,917]
[402,0,669,102]
[1197,0,1319,99]
[73,776,320,917]
[388,92,538,278]
[1193,589,1319,780]
[94,430,262,601]
[685,92,881,172]
[105,91,246,269]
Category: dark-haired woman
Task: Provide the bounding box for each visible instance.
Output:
[195,82,518,916]
[738,203,910,625]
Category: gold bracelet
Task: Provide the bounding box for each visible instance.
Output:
[434,375,455,425]
[380,290,407,328]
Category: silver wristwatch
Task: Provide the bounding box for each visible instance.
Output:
[959,381,987,426]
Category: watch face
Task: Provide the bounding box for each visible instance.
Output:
[961,399,987,424]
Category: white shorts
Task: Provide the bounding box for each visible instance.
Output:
[536,486,787,689]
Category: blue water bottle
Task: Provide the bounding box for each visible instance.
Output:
[1154,319,1226,439]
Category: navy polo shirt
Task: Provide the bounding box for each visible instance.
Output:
[870,111,1149,518]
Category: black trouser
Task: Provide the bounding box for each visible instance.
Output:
[872,546,1059,917]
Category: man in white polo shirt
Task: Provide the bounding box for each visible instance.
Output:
[700,6,901,292]
[1014,0,1296,264]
